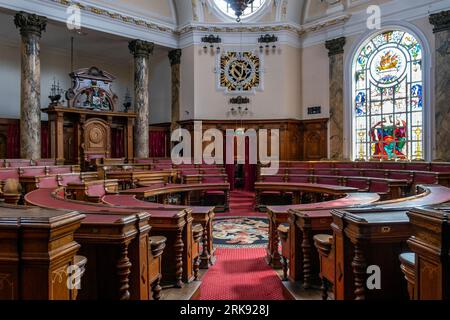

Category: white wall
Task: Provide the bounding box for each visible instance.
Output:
[180,44,302,121]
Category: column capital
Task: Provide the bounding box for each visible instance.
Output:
[14,11,47,38]
[325,37,346,57]
[429,10,450,33]
[128,39,154,58]
[168,49,182,66]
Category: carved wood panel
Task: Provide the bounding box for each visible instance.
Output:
[81,118,111,161]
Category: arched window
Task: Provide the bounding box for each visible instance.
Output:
[213,0,267,20]
[352,30,424,161]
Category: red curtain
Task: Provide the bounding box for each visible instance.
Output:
[149,131,166,158]
[244,138,257,191]
[111,128,125,158]
[7,123,20,158]
[41,123,49,159]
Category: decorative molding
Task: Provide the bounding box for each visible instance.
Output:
[14,11,47,37]
[429,10,450,33]
[128,39,154,58]
[325,37,346,56]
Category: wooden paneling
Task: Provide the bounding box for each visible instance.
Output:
[177,119,328,161]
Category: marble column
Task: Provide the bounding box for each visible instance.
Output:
[430,11,450,161]
[128,40,154,159]
[14,12,47,160]
[325,37,346,160]
[168,49,182,133]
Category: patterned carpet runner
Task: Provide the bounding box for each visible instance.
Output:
[199,190,286,300]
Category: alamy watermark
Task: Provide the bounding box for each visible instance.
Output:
[171,121,280,175]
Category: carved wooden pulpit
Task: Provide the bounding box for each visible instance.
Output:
[42,67,136,167]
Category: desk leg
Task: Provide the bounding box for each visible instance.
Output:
[268,219,282,269]
[352,240,367,300]
[200,219,211,269]
[224,189,230,211]
[302,226,312,289]
[255,190,261,211]
[174,227,184,288]
[117,241,132,300]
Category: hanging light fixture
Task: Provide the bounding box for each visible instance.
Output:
[225,0,255,22]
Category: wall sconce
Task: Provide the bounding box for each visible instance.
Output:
[229,106,249,117]
[201,35,222,54]
[258,34,278,52]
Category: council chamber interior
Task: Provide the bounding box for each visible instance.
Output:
[0,0,449,302]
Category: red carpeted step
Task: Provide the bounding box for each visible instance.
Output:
[199,248,286,300]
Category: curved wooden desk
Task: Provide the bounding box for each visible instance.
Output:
[122,182,231,211]
[103,194,216,269]
[313,185,450,300]
[255,182,358,211]
[265,193,380,269]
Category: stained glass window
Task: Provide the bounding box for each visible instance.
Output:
[352,30,424,160]
[214,0,267,20]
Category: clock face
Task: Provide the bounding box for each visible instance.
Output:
[220,51,260,92]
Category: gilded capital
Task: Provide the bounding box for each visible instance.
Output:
[325,37,346,57]
[168,49,182,66]
[14,11,47,38]
[429,10,450,33]
[128,39,154,58]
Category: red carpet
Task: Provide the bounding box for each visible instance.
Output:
[216,190,265,217]
[199,191,286,300]
[199,248,286,300]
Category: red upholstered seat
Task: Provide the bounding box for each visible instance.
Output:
[369,180,389,193]
[290,163,309,168]
[287,175,309,183]
[380,162,405,170]
[59,175,82,186]
[430,163,450,172]
[202,176,227,183]
[205,190,225,195]
[389,171,413,182]
[312,162,333,169]
[345,178,369,190]
[314,169,335,176]
[35,159,56,166]
[356,162,379,169]
[261,175,285,183]
[405,163,430,171]
[87,184,106,198]
[316,176,340,186]
[335,162,355,168]
[413,172,438,184]
[0,170,19,180]
[21,167,46,176]
[7,160,32,167]
[48,166,72,174]
[364,170,387,178]
[288,168,310,175]
[337,169,361,177]
[37,176,59,189]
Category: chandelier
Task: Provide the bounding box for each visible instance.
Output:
[225,0,255,22]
